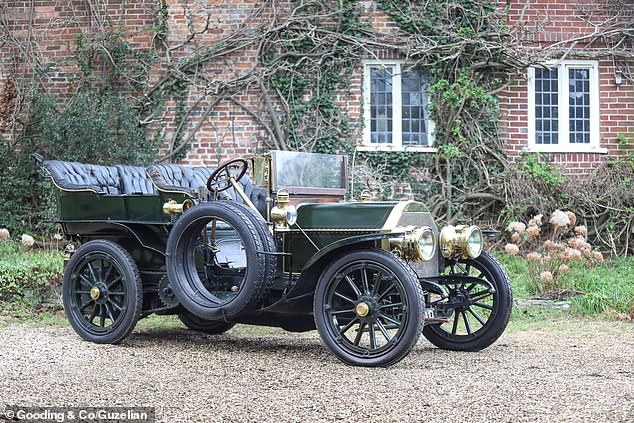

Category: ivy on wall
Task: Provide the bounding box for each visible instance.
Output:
[357,0,513,222]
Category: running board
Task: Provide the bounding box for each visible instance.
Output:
[424,317,450,324]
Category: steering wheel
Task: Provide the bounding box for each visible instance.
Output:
[206,158,249,193]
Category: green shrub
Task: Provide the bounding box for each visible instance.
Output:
[0,89,160,234]
[0,241,63,301]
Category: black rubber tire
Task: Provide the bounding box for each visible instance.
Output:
[423,251,513,351]
[314,249,425,367]
[166,201,276,320]
[219,201,277,303]
[63,240,143,344]
[178,311,236,334]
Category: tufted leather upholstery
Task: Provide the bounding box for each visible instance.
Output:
[116,165,156,195]
[193,167,268,217]
[191,167,215,191]
[41,160,121,194]
[146,164,201,195]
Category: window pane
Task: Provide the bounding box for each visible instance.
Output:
[569,68,590,144]
[370,67,393,144]
[534,68,559,145]
[401,68,429,146]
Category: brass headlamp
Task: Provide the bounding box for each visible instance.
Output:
[439,225,483,259]
[388,226,436,262]
[270,190,297,230]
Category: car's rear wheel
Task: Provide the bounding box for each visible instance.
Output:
[423,251,512,351]
[314,249,425,367]
[178,311,235,334]
[63,240,143,344]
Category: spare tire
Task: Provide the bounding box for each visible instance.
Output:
[166,201,277,320]
[221,201,278,302]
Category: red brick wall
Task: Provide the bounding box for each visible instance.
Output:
[498,0,634,176]
[1,1,156,97]
[2,0,633,174]
[1,0,272,167]
[154,0,272,166]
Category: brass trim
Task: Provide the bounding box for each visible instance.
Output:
[162,199,194,215]
[439,225,483,259]
[90,287,101,300]
[381,200,427,232]
[270,190,295,230]
[229,177,259,213]
[356,302,369,317]
[387,226,435,262]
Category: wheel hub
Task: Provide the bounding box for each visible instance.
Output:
[449,289,470,310]
[91,282,109,304]
[355,302,370,317]
[90,286,101,301]
[356,296,381,319]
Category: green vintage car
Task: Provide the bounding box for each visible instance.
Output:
[35,150,512,367]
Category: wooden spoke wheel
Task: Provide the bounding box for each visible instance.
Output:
[63,240,142,344]
[314,249,424,367]
[423,251,513,351]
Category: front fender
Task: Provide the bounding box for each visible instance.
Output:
[278,231,406,305]
[300,231,405,272]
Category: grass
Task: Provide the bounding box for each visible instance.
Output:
[496,253,634,317]
[0,240,63,300]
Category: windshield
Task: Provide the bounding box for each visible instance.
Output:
[272,150,347,193]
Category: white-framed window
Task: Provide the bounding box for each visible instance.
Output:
[527,60,605,153]
[361,60,436,152]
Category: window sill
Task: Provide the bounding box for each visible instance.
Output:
[357,145,437,153]
[523,146,608,155]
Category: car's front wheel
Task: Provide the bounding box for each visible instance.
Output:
[314,249,425,367]
[422,251,513,351]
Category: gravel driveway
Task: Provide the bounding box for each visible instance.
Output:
[0,319,632,422]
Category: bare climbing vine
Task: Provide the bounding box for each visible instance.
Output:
[0,0,633,253]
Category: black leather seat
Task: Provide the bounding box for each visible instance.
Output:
[146,164,201,195]
[193,167,268,217]
[116,165,156,195]
[36,155,267,214]
[40,160,121,194]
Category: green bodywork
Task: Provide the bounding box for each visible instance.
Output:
[55,190,191,224]
[283,202,397,273]
[294,202,394,229]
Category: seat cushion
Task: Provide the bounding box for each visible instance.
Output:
[116,165,156,195]
[146,164,201,194]
[41,160,121,194]
[89,164,121,194]
[193,167,268,217]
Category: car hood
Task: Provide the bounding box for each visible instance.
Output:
[293,200,437,232]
